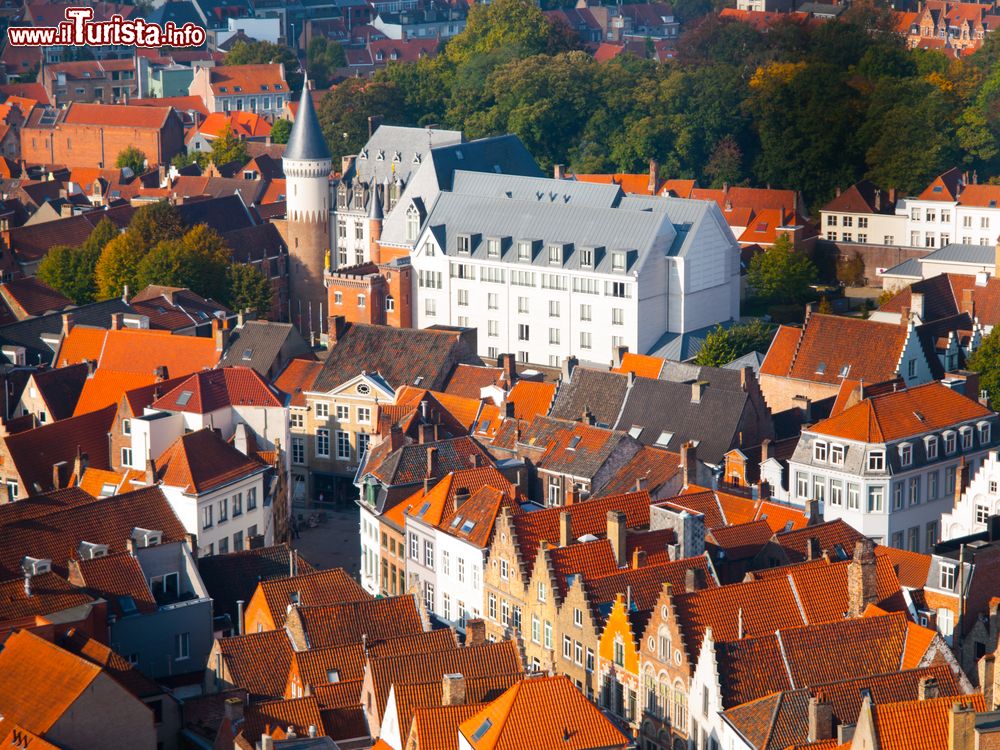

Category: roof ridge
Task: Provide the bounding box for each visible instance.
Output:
[774,630,796,690]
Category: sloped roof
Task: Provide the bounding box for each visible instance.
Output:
[156,428,267,495]
[4,403,115,495]
[413,703,492,750]
[871,694,986,750]
[62,102,172,129]
[0,631,101,733]
[821,180,895,215]
[274,358,323,407]
[496,415,632,479]
[0,277,72,318]
[443,363,504,399]
[458,675,626,750]
[218,629,294,700]
[584,556,715,614]
[917,168,962,202]
[153,366,283,413]
[294,595,424,649]
[255,567,369,627]
[218,320,313,378]
[60,628,162,699]
[398,467,514,530]
[549,367,629,428]
[0,484,185,578]
[73,371,189,417]
[243,696,326,741]
[770,519,866,562]
[0,571,96,622]
[503,379,556,422]
[70,551,158,617]
[808,381,991,443]
[366,436,493,488]
[28,363,88,420]
[285,81,331,162]
[438,485,521,549]
[613,352,665,378]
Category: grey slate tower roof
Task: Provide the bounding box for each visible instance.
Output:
[285,83,331,162]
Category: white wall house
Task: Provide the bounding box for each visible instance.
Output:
[787,383,999,552]
[409,172,741,366]
[939,449,1000,541]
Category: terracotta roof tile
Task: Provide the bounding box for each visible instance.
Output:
[612,352,665,378]
[439,486,522,548]
[366,436,494,488]
[274,358,323,407]
[503,380,556,422]
[255,568,369,627]
[368,640,524,722]
[59,627,162,699]
[208,64,287,96]
[0,484,186,578]
[821,180,896,215]
[708,519,774,559]
[218,629,294,699]
[295,595,425,649]
[243,696,325,741]
[809,381,991,443]
[584,556,715,615]
[876,546,931,589]
[412,703,490,750]
[69,550,158,617]
[61,102,172,129]
[872,694,986,750]
[55,326,109,368]
[0,631,103,733]
[598,446,682,498]
[156,428,266,494]
[130,95,209,116]
[25,363,88,421]
[458,675,627,750]
[198,111,271,139]
[547,539,619,600]
[312,678,365,708]
[73,370,155,416]
[444,364,505,399]
[400,467,515,530]
[771,520,867,563]
[0,277,72,318]
[152,367,283,413]
[917,168,962,202]
[0,571,96,622]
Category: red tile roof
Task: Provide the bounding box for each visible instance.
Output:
[198,111,271,139]
[760,314,908,386]
[458,675,627,750]
[62,102,174,129]
[876,546,931,589]
[243,696,326,740]
[598,446,681,497]
[294,595,425,649]
[707,519,774,559]
[152,366,283,413]
[207,64,287,96]
[438,485,522,549]
[412,703,490,750]
[503,380,556,422]
[917,168,963,202]
[0,630,101,734]
[871,694,986,750]
[254,567,369,627]
[274,358,323,407]
[0,277,72,318]
[57,326,220,376]
[218,629,294,699]
[72,371,155,416]
[584,556,716,614]
[69,551,158,617]
[397,467,515,530]
[0,571,96,622]
[612,352,664,378]
[442,363,505,399]
[808,381,992,442]
[156,427,267,494]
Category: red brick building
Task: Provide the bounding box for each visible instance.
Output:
[20,102,185,168]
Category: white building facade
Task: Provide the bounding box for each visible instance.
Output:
[939,449,1000,541]
[409,173,741,366]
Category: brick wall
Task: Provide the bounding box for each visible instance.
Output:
[21,117,185,167]
[758,372,839,414]
[819,239,928,286]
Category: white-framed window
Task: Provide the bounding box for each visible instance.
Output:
[424,539,434,567]
[867,451,885,471]
[548,244,562,264]
[574,608,583,628]
[518,297,529,314]
[979,422,992,444]
[961,427,973,450]
[247,487,257,511]
[612,252,626,271]
[487,238,501,258]
[122,418,131,435]
[336,431,351,460]
[292,438,305,464]
[899,443,912,466]
[501,599,509,626]
[976,503,990,524]
[830,480,843,506]
[457,289,469,306]
[488,593,497,620]
[500,558,509,580]
[580,247,593,267]
[563,635,572,659]
[612,308,624,326]
[457,557,465,583]
[409,533,419,559]
[316,429,330,458]
[232,493,243,517]
[549,328,560,345]
[893,483,903,510]
[488,321,499,337]
[926,436,938,460]
[909,476,921,505]
[938,607,955,644]
[518,324,530,341]
[580,304,592,321]
[847,483,860,510]
[425,298,437,317]
[336,404,349,420]
[538,581,547,602]
[945,431,957,453]
[218,498,228,522]
[813,441,828,462]
[940,563,956,590]
[316,402,330,419]
[174,632,190,660]
[580,332,592,349]
[121,447,132,467]
[830,444,844,465]
[868,485,884,512]
[202,505,213,529]
[334,291,343,305]
[290,411,304,429]
[457,235,470,254]
[488,293,498,310]
[442,550,450,575]
[357,407,371,424]
[544,620,552,649]
[531,615,540,644]
[613,638,624,667]
[549,300,560,318]
[796,473,809,500]
[517,241,531,262]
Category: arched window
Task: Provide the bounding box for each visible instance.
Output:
[406,205,420,242]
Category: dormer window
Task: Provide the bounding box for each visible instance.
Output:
[517,241,531,262]
[457,235,471,254]
[813,441,828,462]
[580,247,593,268]
[547,244,562,265]
[487,238,501,258]
[979,421,991,444]
[944,430,957,453]
[353,190,365,210]
[406,204,420,242]
[830,444,844,465]
[961,426,973,450]
[925,435,938,460]
[867,450,885,472]
[612,251,626,271]
[899,443,912,467]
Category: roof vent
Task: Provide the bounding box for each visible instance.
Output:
[21,556,51,576]
[78,541,109,560]
[131,527,162,548]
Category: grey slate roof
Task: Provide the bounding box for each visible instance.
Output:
[176,194,256,235]
[549,368,629,428]
[426,136,542,191]
[284,83,332,163]
[920,243,996,266]
[218,321,312,378]
[346,125,463,186]
[881,257,923,278]
[723,351,765,373]
[450,170,623,208]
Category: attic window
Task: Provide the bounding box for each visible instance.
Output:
[290,591,300,604]
[451,515,462,528]
[417,502,430,517]
[461,519,476,534]
[654,431,673,448]
[275,84,283,90]
[234,86,242,92]
[914,410,926,422]
[176,391,193,406]
[477,420,490,433]
[326,669,340,683]
[815,362,826,375]
[118,596,138,615]
[568,435,582,450]
[100,482,117,497]
[628,426,643,439]
[839,364,850,377]
[242,348,253,361]
[471,719,492,741]
[220,86,228,92]
[755,221,768,232]
[932,186,943,193]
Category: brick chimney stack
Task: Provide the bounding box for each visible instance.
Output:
[847,539,877,618]
[607,510,626,567]
[442,673,466,706]
[808,692,833,742]
[560,510,572,548]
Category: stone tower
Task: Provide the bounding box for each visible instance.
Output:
[284,81,332,337]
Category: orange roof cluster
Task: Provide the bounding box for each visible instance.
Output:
[573,171,657,195]
[156,427,266,494]
[61,102,173,129]
[439,485,522,549]
[870,695,986,750]
[393,466,516,530]
[152,366,283,413]
[208,64,286,95]
[458,675,627,750]
[664,485,809,534]
[218,629,295,699]
[443,363,506,399]
[57,325,220,376]
[503,379,556,422]
[253,567,370,628]
[293,595,425,649]
[0,571,96,623]
[808,381,992,443]
[197,110,272,140]
[274,358,323,407]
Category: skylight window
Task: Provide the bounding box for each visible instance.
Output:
[242,348,253,361]
[477,420,490,433]
[568,435,582,450]
[461,519,476,534]
[914,411,926,422]
[839,364,850,377]
[654,431,673,448]
[755,222,768,232]
[176,390,193,406]
[326,669,340,683]
[932,186,943,193]
[628,426,643,439]
[816,362,826,375]
[118,595,137,615]
[100,483,117,497]
[418,502,430,517]
[471,719,492,741]
[451,515,463,528]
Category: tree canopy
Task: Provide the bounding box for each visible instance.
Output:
[968,328,1000,403]
[224,40,302,92]
[210,129,249,167]
[115,146,147,175]
[269,118,292,144]
[747,235,817,303]
[694,319,777,367]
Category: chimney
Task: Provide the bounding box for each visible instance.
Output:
[691,380,707,403]
[949,701,976,750]
[153,365,169,382]
[607,510,626,567]
[806,536,821,561]
[308,726,318,738]
[500,352,517,387]
[61,312,74,337]
[632,549,647,569]
[918,676,939,700]
[72,447,88,483]
[341,155,355,174]
[761,438,773,462]
[648,158,659,194]
[504,401,516,419]
[144,459,156,485]
[442,673,466,706]
[685,566,708,593]
[224,697,244,724]
[847,539,877,618]
[566,484,581,506]
[559,510,572,547]
[111,312,124,330]
[911,292,925,321]
[804,497,820,526]
[236,599,244,635]
[426,446,438,477]
[213,318,228,352]
[561,356,578,383]
[51,460,68,489]
[581,406,596,426]
[367,115,383,137]
[900,305,910,325]
[681,441,697,487]
[792,395,813,424]
[329,315,347,344]
[465,619,486,646]
[961,288,975,318]
[808,692,834,742]
[554,164,565,180]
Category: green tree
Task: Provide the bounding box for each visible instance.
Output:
[703,136,744,187]
[172,151,208,170]
[694,319,777,367]
[227,263,273,319]
[307,38,347,88]
[444,0,575,66]
[836,251,866,287]
[269,118,292,144]
[968,328,1000,403]
[38,217,121,303]
[115,146,147,174]
[224,40,303,92]
[747,234,817,303]
[316,79,407,164]
[95,233,147,299]
[136,225,232,301]
[210,129,249,167]
[128,201,184,251]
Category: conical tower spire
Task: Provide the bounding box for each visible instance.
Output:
[285,76,331,163]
